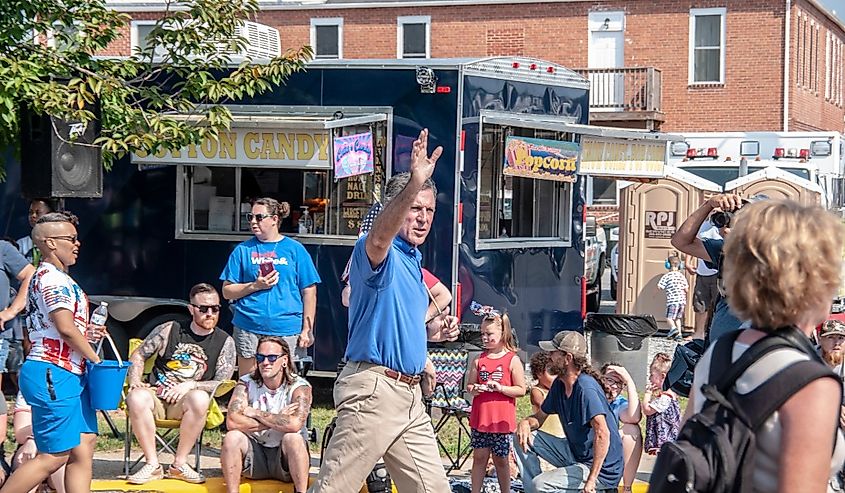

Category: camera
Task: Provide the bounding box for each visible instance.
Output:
[710,210,734,229]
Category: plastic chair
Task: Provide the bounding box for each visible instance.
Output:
[123,338,236,477]
[427,346,473,473]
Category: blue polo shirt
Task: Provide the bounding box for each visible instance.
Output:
[220,236,321,336]
[345,234,428,375]
[542,374,623,488]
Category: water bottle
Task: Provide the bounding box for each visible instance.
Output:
[90,302,109,326]
[298,206,313,234]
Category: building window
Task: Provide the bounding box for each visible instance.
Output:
[47,21,83,50]
[477,125,573,247]
[310,18,343,59]
[797,11,821,93]
[397,16,430,59]
[826,32,844,106]
[588,177,618,206]
[688,8,726,85]
[130,20,162,55]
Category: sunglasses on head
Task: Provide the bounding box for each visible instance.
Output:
[191,304,220,314]
[255,353,283,363]
[246,213,276,222]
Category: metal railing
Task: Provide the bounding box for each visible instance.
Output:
[574,67,662,112]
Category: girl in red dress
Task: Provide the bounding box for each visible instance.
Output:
[467,302,527,493]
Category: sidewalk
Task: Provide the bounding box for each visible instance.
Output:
[94,448,655,490]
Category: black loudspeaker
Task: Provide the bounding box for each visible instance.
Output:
[20,106,103,199]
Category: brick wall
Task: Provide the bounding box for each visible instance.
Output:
[101,0,845,133]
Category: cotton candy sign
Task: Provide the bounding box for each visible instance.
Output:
[333,132,374,179]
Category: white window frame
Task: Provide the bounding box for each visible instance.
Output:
[130,19,158,54]
[46,21,84,49]
[688,7,727,85]
[397,15,431,59]
[310,17,343,60]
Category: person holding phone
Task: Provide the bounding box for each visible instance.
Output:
[221,198,321,376]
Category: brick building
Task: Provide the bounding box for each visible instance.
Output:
[102,0,844,216]
[105,0,845,135]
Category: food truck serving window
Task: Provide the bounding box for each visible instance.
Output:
[132,111,390,244]
[477,124,574,249]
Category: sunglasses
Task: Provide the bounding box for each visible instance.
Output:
[246,213,276,222]
[50,235,79,243]
[190,304,221,314]
[255,353,283,363]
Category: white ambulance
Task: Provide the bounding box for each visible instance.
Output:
[667,131,845,212]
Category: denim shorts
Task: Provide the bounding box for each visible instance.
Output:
[233,327,306,361]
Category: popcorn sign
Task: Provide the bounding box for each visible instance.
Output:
[503,136,580,183]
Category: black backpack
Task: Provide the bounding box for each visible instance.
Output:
[649,328,840,493]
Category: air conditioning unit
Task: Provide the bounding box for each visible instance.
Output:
[144,20,281,62]
[231,20,281,60]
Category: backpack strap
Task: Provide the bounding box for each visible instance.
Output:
[739,359,840,430]
[709,332,798,394]
[707,329,743,386]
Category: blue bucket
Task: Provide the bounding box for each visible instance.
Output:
[86,335,131,410]
[86,360,131,410]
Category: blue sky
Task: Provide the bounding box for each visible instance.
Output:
[818,0,844,23]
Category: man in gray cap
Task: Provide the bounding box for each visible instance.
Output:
[514,331,623,493]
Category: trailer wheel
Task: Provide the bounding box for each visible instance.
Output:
[103,319,129,360]
[136,312,192,340]
[586,276,602,313]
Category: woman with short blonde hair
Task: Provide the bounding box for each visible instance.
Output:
[688,200,845,493]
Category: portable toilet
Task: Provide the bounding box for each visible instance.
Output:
[724,166,823,206]
[617,167,722,329]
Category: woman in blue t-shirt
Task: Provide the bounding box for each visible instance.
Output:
[220,198,321,376]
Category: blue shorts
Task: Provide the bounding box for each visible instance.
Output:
[19,360,97,454]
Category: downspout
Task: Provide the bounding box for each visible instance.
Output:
[783,0,791,131]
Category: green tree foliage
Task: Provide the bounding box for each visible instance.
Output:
[0,0,312,172]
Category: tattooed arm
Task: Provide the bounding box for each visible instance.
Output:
[225,382,268,433]
[247,385,312,434]
[195,336,236,394]
[127,322,172,388]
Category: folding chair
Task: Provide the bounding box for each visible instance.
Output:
[123,338,236,477]
[427,346,473,473]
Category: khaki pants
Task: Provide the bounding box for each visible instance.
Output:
[310,361,449,493]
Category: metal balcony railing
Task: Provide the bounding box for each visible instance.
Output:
[574,67,662,113]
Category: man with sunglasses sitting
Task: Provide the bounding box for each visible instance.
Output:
[222,336,311,493]
[125,283,236,484]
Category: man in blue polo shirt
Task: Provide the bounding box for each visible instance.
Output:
[515,331,623,493]
[311,129,459,493]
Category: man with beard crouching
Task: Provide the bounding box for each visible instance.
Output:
[515,331,623,493]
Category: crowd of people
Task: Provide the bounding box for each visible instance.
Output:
[0,125,842,493]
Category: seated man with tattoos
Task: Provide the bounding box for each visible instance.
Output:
[221,336,312,493]
[125,283,236,484]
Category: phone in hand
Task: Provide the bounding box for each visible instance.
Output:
[259,260,275,277]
